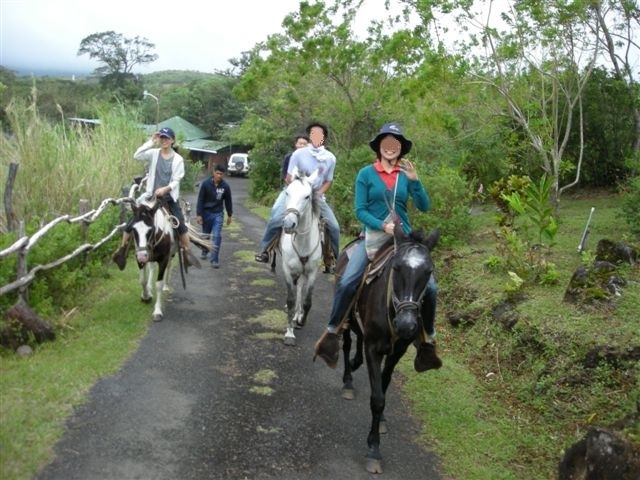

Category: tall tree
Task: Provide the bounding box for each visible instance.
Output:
[77,31,158,76]
[590,0,640,160]
[402,0,602,205]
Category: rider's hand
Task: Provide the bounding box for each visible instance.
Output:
[400,158,418,181]
[196,215,203,225]
[154,186,170,198]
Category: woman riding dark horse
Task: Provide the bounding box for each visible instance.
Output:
[314,122,442,372]
[345,225,439,473]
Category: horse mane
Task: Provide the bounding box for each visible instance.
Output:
[408,229,427,243]
[291,172,321,218]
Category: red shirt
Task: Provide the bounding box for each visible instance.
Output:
[373,160,402,190]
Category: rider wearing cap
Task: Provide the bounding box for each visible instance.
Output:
[314,122,442,372]
[112,127,200,270]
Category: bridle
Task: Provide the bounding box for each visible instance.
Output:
[283,206,321,264]
[134,202,174,256]
[282,179,321,264]
[385,243,432,330]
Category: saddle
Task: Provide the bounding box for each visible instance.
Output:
[332,236,395,331]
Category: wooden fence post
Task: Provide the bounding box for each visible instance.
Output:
[79,199,89,265]
[119,187,129,224]
[4,163,19,232]
[16,220,28,302]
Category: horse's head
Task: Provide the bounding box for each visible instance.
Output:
[282,168,319,234]
[389,227,439,340]
[131,198,162,265]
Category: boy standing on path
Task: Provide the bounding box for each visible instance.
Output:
[195,163,233,268]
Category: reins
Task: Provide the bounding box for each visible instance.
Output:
[283,196,321,265]
[384,243,432,351]
[135,201,174,255]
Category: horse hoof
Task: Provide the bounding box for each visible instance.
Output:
[141,296,152,304]
[379,419,388,434]
[153,314,163,322]
[365,458,383,474]
[294,320,305,329]
[283,336,296,346]
[341,388,354,400]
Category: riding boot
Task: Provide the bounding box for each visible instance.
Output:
[313,330,340,369]
[112,235,130,271]
[414,341,442,372]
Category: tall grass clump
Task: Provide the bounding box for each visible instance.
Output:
[1,96,144,227]
[0,96,149,319]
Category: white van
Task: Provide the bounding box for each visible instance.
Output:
[227,153,250,177]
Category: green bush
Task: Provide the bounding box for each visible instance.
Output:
[413,165,474,246]
[619,175,640,237]
[1,209,120,321]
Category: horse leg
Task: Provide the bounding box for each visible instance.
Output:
[152,259,168,322]
[365,345,386,474]
[296,267,317,328]
[283,275,297,346]
[292,277,305,329]
[341,328,355,400]
[350,314,364,372]
[139,264,152,303]
[162,252,174,293]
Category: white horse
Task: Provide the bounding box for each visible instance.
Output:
[281,168,322,346]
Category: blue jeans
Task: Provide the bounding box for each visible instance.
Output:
[328,239,437,336]
[202,211,224,264]
[259,191,340,258]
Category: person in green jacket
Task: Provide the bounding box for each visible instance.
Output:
[314,122,442,371]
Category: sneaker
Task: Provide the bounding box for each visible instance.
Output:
[211,261,219,269]
[255,251,269,263]
[200,250,209,259]
[414,342,442,372]
[313,330,340,369]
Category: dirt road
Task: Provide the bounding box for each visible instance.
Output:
[35,176,443,480]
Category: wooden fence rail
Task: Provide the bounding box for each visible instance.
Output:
[1,180,143,299]
[0,198,132,297]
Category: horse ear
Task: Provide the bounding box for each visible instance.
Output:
[424,229,440,250]
[393,222,409,243]
[291,166,300,180]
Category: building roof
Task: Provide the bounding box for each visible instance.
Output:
[182,139,230,153]
[142,116,210,142]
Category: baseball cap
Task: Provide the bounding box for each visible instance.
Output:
[157,127,175,139]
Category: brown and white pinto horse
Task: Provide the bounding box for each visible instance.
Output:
[129,197,178,321]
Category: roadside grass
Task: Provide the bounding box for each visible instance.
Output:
[0,266,150,480]
[406,192,640,479]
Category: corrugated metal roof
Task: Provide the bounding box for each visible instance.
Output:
[142,116,211,141]
[183,139,230,153]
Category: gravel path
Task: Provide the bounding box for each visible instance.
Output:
[35,176,443,480]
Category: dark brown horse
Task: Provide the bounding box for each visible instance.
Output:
[338,227,439,474]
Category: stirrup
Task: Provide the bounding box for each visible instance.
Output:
[255,251,269,263]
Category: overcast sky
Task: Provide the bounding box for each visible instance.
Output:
[0,0,401,76]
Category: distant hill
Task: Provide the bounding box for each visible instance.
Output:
[1,65,94,79]
[1,66,217,82]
